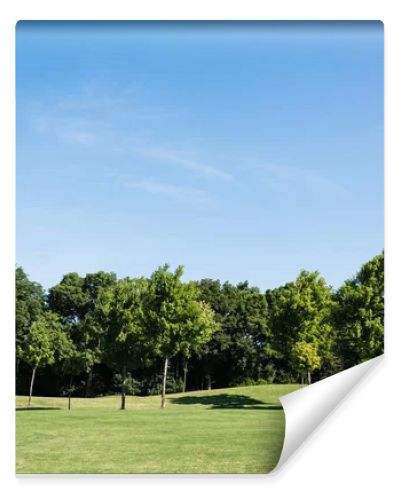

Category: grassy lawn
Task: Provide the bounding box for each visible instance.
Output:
[16,384,301,474]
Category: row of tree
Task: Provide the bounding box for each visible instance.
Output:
[16,253,384,409]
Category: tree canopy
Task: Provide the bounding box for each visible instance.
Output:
[15,253,384,403]
[334,252,384,369]
[145,265,217,407]
[16,266,45,353]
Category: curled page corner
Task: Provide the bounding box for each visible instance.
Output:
[275,355,384,470]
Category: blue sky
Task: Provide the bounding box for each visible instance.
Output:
[16,21,384,291]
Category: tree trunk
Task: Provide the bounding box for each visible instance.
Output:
[161,356,169,409]
[120,365,127,410]
[206,372,212,391]
[182,358,188,393]
[28,366,37,407]
[68,375,73,410]
[85,367,93,397]
[307,370,312,385]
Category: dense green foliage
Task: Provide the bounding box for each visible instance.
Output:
[145,265,217,406]
[16,267,45,355]
[17,310,72,405]
[97,277,149,408]
[333,253,384,369]
[267,270,336,383]
[15,253,384,400]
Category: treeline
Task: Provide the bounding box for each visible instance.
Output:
[16,253,384,408]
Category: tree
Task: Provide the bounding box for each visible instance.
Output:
[191,280,232,390]
[291,340,321,384]
[16,267,45,362]
[81,272,118,395]
[97,278,148,410]
[223,282,270,385]
[48,271,117,396]
[17,311,71,406]
[267,270,334,383]
[179,297,217,392]
[48,272,88,324]
[190,280,271,389]
[145,265,216,408]
[61,346,87,410]
[334,252,384,369]
[15,255,382,398]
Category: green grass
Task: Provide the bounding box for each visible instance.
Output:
[16,384,301,474]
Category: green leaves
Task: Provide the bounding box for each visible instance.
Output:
[16,266,45,350]
[145,265,217,359]
[99,277,149,368]
[15,252,385,395]
[267,270,334,379]
[47,270,118,373]
[334,252,384,368]
[18,311,71,369]
[194,279,270,385]
[291,340,321,373]
[48,273,88,323]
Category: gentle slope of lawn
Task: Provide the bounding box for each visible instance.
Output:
[16,384,301,474]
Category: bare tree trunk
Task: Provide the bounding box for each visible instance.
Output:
[68,375,73,410]
[28,366,37,407]
[120,365,127,410]
[175,356,179,379]
[161,356,169,409]
[307,370,312,385]
[182,358,188,393]
[206,372,212,391]
[85,367,93,397]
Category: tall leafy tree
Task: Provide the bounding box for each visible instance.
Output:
[80,272,118,395]
[16,266,45,357]
[192,280,232,390]
[97,277,148,409]
[179,297,217,392]
[17,311,71,406]
[146,265,216,407]
[61,346,87,410]
[193,280,270,388]
[334,252,384,369]
[267,270,334,382]
[224,282,270,384]
[48,272,88,324]
[83,271,118,310]
[291,340,321,384]
[48,271,117,395]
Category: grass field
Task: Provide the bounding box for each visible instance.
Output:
[16,384,301,474]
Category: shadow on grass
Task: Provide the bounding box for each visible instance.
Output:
[170,393,282,411]
[16,407,61,411]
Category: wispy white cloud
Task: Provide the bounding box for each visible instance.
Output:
[135,146,234,182]
[262,163,348,196]
[121,177,216,208]
[57,129,98,146]
[33,113,107,147]
[51,83,184,121]
[28,84,233,186]
[55,94,123,112]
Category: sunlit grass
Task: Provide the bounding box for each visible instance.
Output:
[16,384,301,474]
